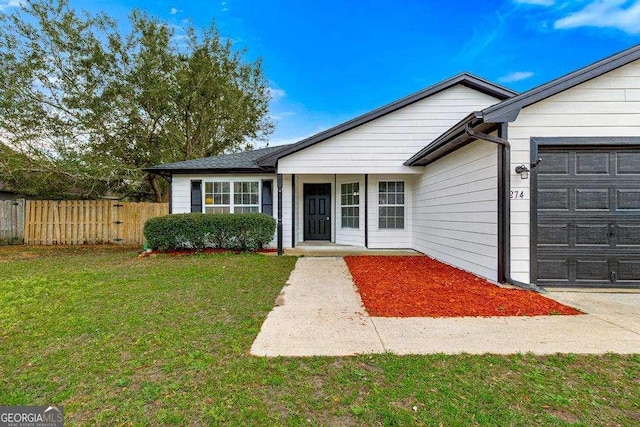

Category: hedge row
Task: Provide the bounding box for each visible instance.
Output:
[143,213,276,251]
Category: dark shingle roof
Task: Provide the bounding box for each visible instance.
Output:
[145,145,291,174]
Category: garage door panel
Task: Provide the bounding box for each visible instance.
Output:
[538,151,569,174]
[576,259,610,281]
[616,260,640,282]
[576,189,609,210]
[538,189,569,210]
[536,145,640,287]
[576,152,609,174]
[617,189,640,210]
[537,259,570,281]
[617,225,640,246]
[616,152,640,174]
[575,224,610,246]
[538,224,569,245]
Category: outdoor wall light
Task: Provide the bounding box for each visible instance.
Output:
[515,164,530,179]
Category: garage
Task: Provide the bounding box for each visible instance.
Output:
[532,139,640,288]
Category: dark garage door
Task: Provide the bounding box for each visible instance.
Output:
[534,147,640,287]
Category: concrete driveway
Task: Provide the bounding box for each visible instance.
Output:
[250,257,640,357]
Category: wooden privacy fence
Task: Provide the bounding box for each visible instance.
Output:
[0,199,25,244]
[23,200,168,245]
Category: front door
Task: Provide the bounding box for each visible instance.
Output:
[304,184,331,240]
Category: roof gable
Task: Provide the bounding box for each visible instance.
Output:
[482,44,640,123]
[257,73,516,167]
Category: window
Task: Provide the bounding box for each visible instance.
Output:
[341,182,359,228]
[378,181,404,229]
[204,182,230,213]
[203,180,259,214]
[233,181,259,213]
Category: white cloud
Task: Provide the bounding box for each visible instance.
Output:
[554,0,640,34]
[0,0,23,10]
[266,133,316,147]
[221,1,229,12]
[499,71,535,82]
[270,111,295,121]
[514,0,554,5]
[169,7,182,15]
[268,87,286,102]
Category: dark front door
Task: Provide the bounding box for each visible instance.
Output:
[534,147,640,287]
[304,184,331,240]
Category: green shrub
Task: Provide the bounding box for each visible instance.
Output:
[143,213,276,252]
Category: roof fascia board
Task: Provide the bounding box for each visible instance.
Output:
[144,167,275,175]
[258,74,517,167]
[483,44,640,123]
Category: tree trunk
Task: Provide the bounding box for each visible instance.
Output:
[148,174,162,203]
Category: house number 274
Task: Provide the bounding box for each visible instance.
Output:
[510,190,525,200]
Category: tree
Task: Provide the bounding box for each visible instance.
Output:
[0,0,273,201]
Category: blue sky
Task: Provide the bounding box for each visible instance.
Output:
[4,0,640,146]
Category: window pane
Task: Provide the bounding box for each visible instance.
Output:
[379,181,405,229]
[233,181,259,212]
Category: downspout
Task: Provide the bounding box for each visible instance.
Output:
[465,123,544,293]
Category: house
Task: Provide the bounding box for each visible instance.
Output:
[147,44,640,289]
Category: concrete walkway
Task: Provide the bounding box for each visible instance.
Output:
[250,257,640,357]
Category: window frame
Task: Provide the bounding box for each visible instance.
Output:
[203,179,261,214]
[378,180,405,230]
[340,182,360,229]
[233,181,260,213]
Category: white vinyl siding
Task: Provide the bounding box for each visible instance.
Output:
[412,140,498,281]
[508,58,640,283]
[278,85,503,174]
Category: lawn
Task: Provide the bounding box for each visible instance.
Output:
[1,246,639,425]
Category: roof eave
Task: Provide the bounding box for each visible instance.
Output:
[144,167,275,175]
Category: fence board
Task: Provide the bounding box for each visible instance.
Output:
[23,200,168,245]
[0,199,24,244]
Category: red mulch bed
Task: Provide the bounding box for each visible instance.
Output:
[344,256,582,318]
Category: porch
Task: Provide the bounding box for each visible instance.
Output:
[278,173,416,251]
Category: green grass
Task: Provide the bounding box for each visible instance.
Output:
[1,246,639,426]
